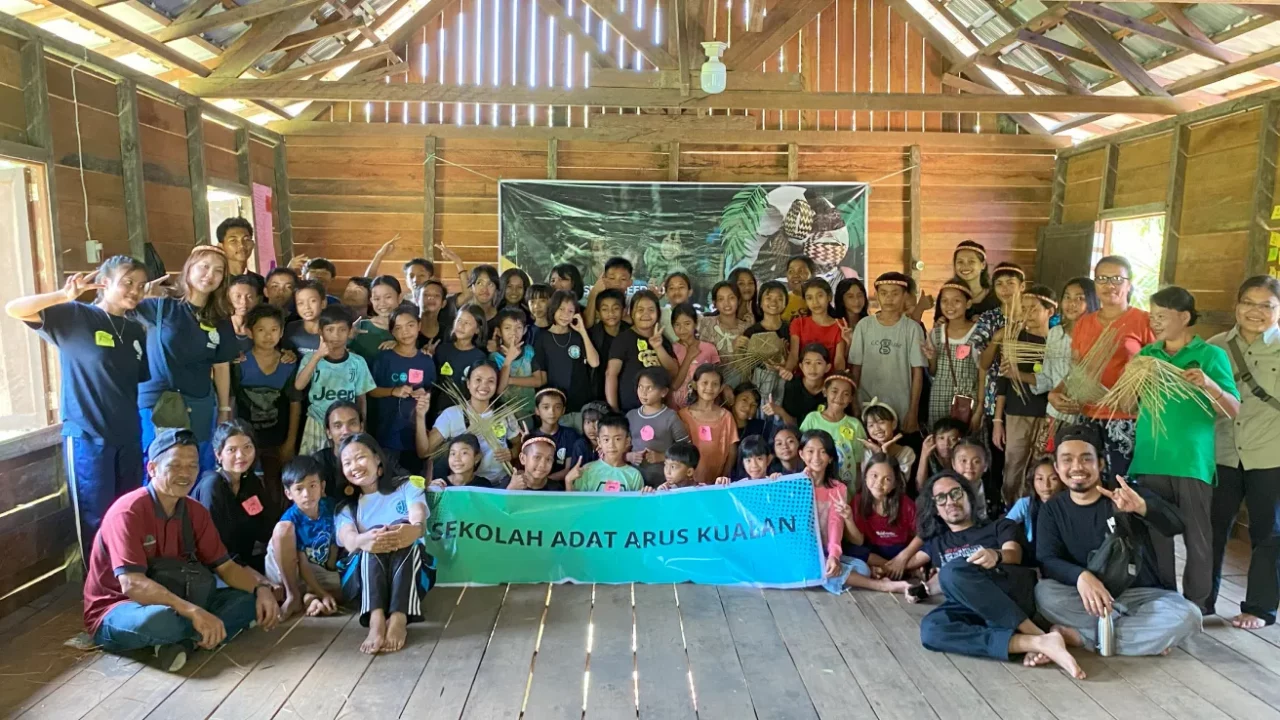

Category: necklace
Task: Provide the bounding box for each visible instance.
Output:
[551,328,573,348]
[95,304,125,345]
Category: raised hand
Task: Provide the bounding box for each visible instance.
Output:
[569,314,588,335]
[714,476,731,486]
[413,393,431,417]
[921,333,937,363]
[144,274,176,298]
[564,457,586,490]
[289,254,310,272]
[838,318,853,347]
[504,339,524,363]
[316,338,332,357]
[921,433,937,459]
[761,394,779,417]
[434,242,463,265]
[422,338,442,356]
[63,270,104,301]
[1098,475,1146,515]
[508,471,529,490]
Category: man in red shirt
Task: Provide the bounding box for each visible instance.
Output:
[84,428,281,672]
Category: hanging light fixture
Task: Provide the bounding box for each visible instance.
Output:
[701,41,727,94]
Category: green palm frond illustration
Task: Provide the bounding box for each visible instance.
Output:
[719,185,768,275]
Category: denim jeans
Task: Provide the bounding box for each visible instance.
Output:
[93,587,257,652]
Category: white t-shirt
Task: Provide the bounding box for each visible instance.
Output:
[336,482,427,533]
[433,406,518,481]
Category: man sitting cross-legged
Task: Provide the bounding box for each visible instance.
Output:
[1035,425,1202,656]
[915,470,1085,678]
[84,429,282,673]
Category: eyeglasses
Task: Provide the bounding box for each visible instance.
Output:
[1239,300,1280,313]
[1095,275,1130,286]
[932,487,966,506]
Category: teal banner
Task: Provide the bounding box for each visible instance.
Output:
[423,476,825,588]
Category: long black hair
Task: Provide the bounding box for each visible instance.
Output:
[798,429,840,488]
[335,433,407,511]
[832,276,870,325]
[859,452,905,525]
[728,267,762,322]
[916,470,980,539]
[549,263,585,300]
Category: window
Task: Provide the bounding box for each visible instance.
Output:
[1094,214,1165,310]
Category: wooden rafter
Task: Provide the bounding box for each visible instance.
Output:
[721,0,832,71]
[972,0,1087,91]
[1092,14,1273,92]
[266,43,393,80]
[272,15,362,51]
[1166,42,1280,94]
[209,3,321,78]
[368,0,411,32]
[16,0,123,24]
[578,0,677,69]
[971,56,1078,94]
[171,0,222,24]
[265,0,363,75]
[152,0,324,42]
[531,0,613,68]
[1062,14,1170,96]
[964,3,1066,65]
[1016,29,1111,72]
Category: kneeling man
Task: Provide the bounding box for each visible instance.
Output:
[1035,425,1201,656]
[83,429,282,671]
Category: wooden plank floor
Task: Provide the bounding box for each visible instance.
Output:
[5,537,1280,720]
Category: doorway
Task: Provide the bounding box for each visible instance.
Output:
[1095,214,1165,310]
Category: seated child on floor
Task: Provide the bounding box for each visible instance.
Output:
[508,436,561,491]
[657,441,701,490]
[428,434,495,489]
[566,415,653,493]
[797,430,858,595]
[626,367,690,487]
[861,401,916,481]
[527,388,589,488]
[268,455,341,619]
[845,454,930,597]
[950,437,991,521]
[1003,455,1063,565]
[915,417,967,496]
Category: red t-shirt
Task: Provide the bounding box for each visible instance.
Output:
[83,486,231,635]
[790,315,843,364]
[852,493,917,548]
[1071,308,1155,420]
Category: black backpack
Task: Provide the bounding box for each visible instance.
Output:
[1087,512,1139,596]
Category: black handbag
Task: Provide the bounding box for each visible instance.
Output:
[1086,513,1139,597]
[146,502,216,608]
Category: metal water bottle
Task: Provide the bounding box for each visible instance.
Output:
[1098,613,1116,656]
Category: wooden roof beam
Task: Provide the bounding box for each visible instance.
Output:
[971,56,1080,94]
[265,43,393,79]
[209,3,321,77]
[272,15,362,51]
[1062,14,1171,96]
[153,0,325,42]
[971,0,1087,91]
[578,0,678,69]
[532,0,614,68]
[1016,29,1112,72]
[721,0,832,71]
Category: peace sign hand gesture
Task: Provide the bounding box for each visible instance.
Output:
[1098,475,1146,516]
[837,318,853,347]
[63,270,105,301]
[144,274,176,299]
[434,242,463,265]
[564,457,586,490]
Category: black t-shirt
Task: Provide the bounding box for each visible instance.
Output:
[608,328,674,413]
[588,322,630,401]
[1036,489,1181,590]
[781,376,824,424]
[429,341,488,422]
[533,328,595,412]
[966,292,1001,320]
[191,469,285,573]
[743,320,790,340]
[924,519,1018,570]
[996,330,1048,417]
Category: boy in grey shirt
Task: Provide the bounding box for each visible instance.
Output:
[849,272,927,435]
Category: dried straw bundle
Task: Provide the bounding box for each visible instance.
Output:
[1096,355,1218,438]
[432,382,529,476]
[722,333,788,377]
[1000,335,1047,400]
[1063,325,1121,405]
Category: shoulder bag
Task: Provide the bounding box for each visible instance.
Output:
[1228,337,1280,413]
[146,501,216,608]
[941,326,975,425]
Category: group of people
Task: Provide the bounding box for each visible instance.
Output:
[8,215,1279,681]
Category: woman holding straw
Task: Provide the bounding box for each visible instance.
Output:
[1125,286,1239,617]
[1049,256,1154,477]
[1208,276,1280,628]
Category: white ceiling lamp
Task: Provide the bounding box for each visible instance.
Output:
[701,41,727,94]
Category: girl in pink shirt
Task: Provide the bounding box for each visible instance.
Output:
[801,429,858,593]
[669,303,720,408]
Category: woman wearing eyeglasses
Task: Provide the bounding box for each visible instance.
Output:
[1048,256,1155,477]
[1208,275,1280,629]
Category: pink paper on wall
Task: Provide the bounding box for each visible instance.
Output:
[252,183,276,273]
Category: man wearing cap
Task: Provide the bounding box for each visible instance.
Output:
[82,428,281,672]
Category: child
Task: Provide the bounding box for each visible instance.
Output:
[265,267,298,311]
[284,279,326,354]
[800,371,866,487]
[731,383,767,440]
[423,361,519,484]
[915,417,968,495]
[588,288,628,401]
[669,302,719,408]
[585,256,634,327]
[970,262,1027,502]
[566,414,650,492]
[660,271,694,342]
[427,434,495,488]
[430,304,489,421]
[950,437,991,520]
[783,255,816,321]
[527,388,590,490]
[508,436,560,491]
[677,364,739,485]
[626,367,690,487]
[767,343,829,427]
[528,283,552,331]
[657,441,701,490]
[342,276,372,318]
[924,277,979,429]
[492,307,537,419]
[769,425,803,475]
[348,276,401,364]
[787,278,846,373]
[699,282,749,388]
[334,433,428,655]
[606,289,677,413]
[1004,456,1063,564]
[295,305,377,455]
[861,402,916,481]
[739,280,790,404]
[799,430,858,594]
[268,456,340,619]
[578,401,610,462]
[232,304,301,479]
[844,454,929,595]
[993,283,1057,508]
[369,305,436,473]
[534,290,601,415]
[849,272,926,437]
[736,434,776,482]
[229,274,263,353]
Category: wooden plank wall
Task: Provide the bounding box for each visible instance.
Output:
[0,438,72,618]
[286,133,1054,292]
[1058,109,1264,336]
[317,0,995,134]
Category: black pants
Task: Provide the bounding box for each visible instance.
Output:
[1210,463,1280,624]
[919,561,1036,661]
[343,543,428,627]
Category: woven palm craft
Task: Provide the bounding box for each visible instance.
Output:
[722,332,788,379]
[1095,354,1223,439]
[1062,325,1122,406]
[431,382,530,476]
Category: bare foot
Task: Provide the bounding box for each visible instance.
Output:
[280,592,302,620]
[1028,631,1086,680]
[1161,647,1173,656]
[384,613,408,653]
[1023,652,1050,667]
[361,611,386,655]
[1050,624,1084,648]
[1232,613,1267,630]
[305,597,327,617]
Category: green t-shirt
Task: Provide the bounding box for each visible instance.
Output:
[799,411,866,487]
[1129,337,1239,484]
[348,318,394,365]
[575,461,645,492]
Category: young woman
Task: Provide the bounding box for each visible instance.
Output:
[924,278,978,429]
[335,434,429,655]
[1210,275,1280,629]
[5,255,150,549]
[548,263,585,302]
[787,278,847,373]
[428,304,489,422]
[670,303,720,408]
[606,289,677,413]
[1041,278,1099,444]
[417,280,447,350]
[349,276,402,363]
[1132,286,1239,616]
[845,455,928,595]
[833,277,869,348]
[952,240,994,318]
[728,268,762,324]
[699,282,749,388]
[421,360,520,484]
[532,290,600,414]
[193,421,286,574]
[677,364,739,485]
[136,246,238,471]
[370,306,437,473]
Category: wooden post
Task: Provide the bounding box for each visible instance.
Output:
[1160,123,1189,286]
[908,145,922,281]
[1249,101,1280,278]
[185,104,210,245]
[116,78,148,259]
[1048,154,1066,226]
[668,141,680,181]
[21,37,62,279]
[234,125,252,188]
[787,143,798,181]
[546,138,558,179]
[423,135,437,261]
[273,140,293,263]
[1096,142,1117,216]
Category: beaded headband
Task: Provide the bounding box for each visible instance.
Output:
[955,242,987,260]
[1026,292,1059,309]
[994,265,1026,279]
[875,278,910,289]
[823,372,857,390]
[939,282,972,298]
[534,387,566,403]
[521,436,556,453]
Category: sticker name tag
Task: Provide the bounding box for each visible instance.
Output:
[604,480,622,492]
[94,330,115,348]
[241,496,263,516]
[408,368,425,384]
[699,425,713,442]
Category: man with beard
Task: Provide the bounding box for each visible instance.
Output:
[1035,426,1202,655]
[915,471,1085,678]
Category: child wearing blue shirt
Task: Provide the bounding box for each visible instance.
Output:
[370,305,436,473]
[1003,456,1063,565]
[527,388,590,491]
[295,305,377,454]
[268,456,341,618]
[492,307,538,421]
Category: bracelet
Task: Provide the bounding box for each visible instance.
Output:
[219,406,232,412]
[992,418,1004,424]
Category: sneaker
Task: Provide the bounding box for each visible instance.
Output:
[154,644,187,673]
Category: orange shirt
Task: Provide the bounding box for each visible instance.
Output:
[1071,308,1155,420]
[677,406,740,485]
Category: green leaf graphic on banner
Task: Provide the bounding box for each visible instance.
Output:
[720,185,768,274]
[836,189,868,259]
